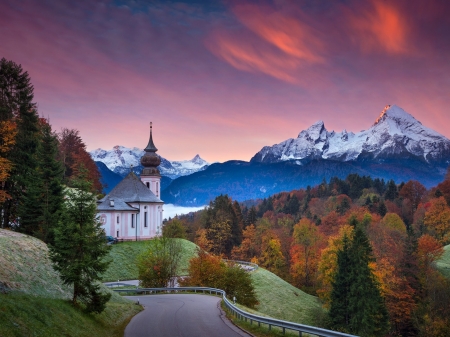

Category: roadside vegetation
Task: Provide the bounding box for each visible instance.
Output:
[101,238,197,282]
[0,229,141,337]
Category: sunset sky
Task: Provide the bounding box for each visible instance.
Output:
[1,0,450,162]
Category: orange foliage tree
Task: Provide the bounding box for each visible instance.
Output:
[290,218,324,292]
[0,120,16,203]
[423,197,450,243]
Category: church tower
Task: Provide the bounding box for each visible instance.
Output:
[140,122,161,198]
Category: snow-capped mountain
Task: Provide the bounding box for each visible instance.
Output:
[90,146,210,179]
[251,105,450,165]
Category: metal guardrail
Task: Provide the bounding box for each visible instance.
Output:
[222,259,259,271]
[113,286,357,337]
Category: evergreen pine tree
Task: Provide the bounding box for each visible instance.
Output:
[246,206,257,227]
[49,172,111,313]
[329,235,352,332]
[37,121,64,244]
[0,58,38,229]
[377,200,387,217]
[348,226,389,336]
[384,180,398,201]
[329,223,389,336]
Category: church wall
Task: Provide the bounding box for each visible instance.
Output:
[97,203,163,240]
[140,175,161,198]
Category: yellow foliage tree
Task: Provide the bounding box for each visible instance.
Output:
[317,224,354,306]
[380,212,406,233]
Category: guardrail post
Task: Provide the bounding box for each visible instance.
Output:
[269,324,271,331]
[299,332,302,337]
[282,327,285,335]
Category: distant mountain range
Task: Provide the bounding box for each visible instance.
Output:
[90,146,210,193]
[92,105,450,205]
[251,105,450,165]
[162,105,450,205]
[90,146,210,179]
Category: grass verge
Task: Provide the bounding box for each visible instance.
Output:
[0,290,141,337]
[221,301,316,337]
[0,229,142,337]
[436,244,450,278]
[101,239,198,282]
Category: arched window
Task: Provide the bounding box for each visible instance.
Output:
[146,182,150,189]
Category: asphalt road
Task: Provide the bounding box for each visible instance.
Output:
[124,294,252,337]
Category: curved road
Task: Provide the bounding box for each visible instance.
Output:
[124,294,252,337]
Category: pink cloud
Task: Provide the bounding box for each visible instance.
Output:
[0,0,449,163]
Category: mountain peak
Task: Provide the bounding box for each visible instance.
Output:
[374,104,420,126]
[298,120,326,139]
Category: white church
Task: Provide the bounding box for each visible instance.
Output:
[97,123,164,240]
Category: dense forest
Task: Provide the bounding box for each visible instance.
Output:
[0,58,101,242]
[168,172,450,336]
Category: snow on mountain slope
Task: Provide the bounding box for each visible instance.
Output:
[251,105,450,164]
[90,146,209,179]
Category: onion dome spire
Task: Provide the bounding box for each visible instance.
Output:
[141,122,161,176]
[144,122,158,152]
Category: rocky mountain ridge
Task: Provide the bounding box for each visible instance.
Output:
[90,146,210,179]
[251,105,450,165]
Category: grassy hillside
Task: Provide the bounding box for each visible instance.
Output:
[0,229,141,337]
[437,244,450,278]
[101,239,198,282]
[249,268,325,326]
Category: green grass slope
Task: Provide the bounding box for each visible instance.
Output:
[0,229,141,337]
[101,239,198,282]
[436,244,450,278]
[0,229,71,298]
[249,268,325,326]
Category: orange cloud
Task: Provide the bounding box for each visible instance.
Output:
[350,1,409,54]
[206,4,325,83]
[206,33,300,83]
[233,5,324,63]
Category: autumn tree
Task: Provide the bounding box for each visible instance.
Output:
[207,220,231,255]
[58,128,102,193]
[399,180,426,211]
[181,249,258,308]
[259,233,285,276]
[290,218,323,292]
[423,196,450,243]
[231,224,259,261]
[0,120,16,206]
[162,218,186,239]
[204,195,243,255]
[137,236,183,287]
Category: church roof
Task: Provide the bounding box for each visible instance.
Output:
[97,198,137,211]
[97,172,163,211]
